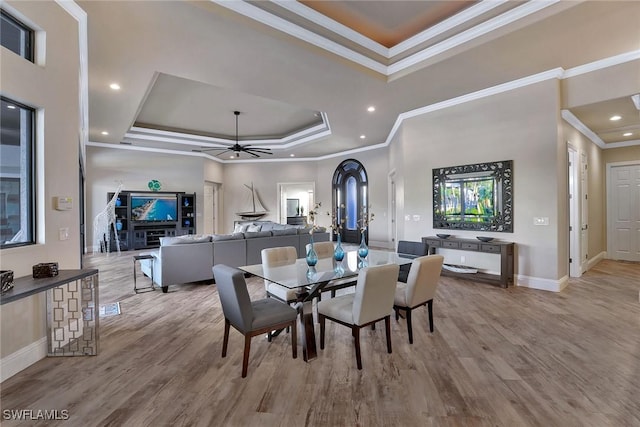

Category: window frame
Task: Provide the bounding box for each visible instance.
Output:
[0,9,35,62]
[0,96,36,249]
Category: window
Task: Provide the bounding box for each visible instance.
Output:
[1,96,35,248]
[0,9,34,61]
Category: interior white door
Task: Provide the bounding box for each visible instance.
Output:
[609,164,640,262]
[580,152,589,272]
[568,147,581,277]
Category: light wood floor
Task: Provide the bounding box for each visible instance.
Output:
[1,251,639,426]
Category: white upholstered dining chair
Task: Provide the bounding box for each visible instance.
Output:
[393,255,444,344]
[317,263,399,370]
[261,246,299,305]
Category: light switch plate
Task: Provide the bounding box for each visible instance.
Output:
[533,217,549,226]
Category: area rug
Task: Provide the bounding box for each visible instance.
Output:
[99,302,121,317]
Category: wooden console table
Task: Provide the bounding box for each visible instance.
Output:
[0,269,99,356]
[422,236,514,288]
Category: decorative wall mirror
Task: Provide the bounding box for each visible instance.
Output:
[433,160,513,232]
[286,198,299,217]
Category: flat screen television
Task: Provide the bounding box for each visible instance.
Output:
[130,193,177,222]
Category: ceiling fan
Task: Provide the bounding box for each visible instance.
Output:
[198,111,272,158]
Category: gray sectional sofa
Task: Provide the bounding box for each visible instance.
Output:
[139,221,329,292]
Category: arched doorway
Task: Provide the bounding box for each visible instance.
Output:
[332,159,368,244]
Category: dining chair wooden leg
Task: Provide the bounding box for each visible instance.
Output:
[290,320,298,359]
[222,319,230,357]
[394,307,399,321]
[406,308,413,344]
[319,314,326,350]
[242,335,252,378]
[385,315,392,353]
[427,299,434,332]
[353,326,362,370]
[331,289,336,298]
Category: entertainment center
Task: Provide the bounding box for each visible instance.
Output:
[109,191,196,250]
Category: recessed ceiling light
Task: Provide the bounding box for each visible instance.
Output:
[610,115,622,121]
[101,131,109,135]
[290,154,295,157]
[360,135,366,139]
[367,106,375,112]
[623,132,633,137]
[7,105,16,109]
[229,155,235,159]
[109,83,121,90]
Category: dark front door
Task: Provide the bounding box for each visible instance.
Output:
[332,159,368,244]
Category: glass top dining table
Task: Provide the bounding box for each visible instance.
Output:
[239,249,414,362]
[239,249,413,290]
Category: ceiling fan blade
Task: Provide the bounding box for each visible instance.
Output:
[245,150,260,158]
[199,146,231,152]
[212,149,232,157]
[244,147,273,154]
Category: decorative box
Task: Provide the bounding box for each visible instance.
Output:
[1,270,14,293]
[32,262,59,278]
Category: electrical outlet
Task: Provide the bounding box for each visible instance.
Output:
[533,217,549,226]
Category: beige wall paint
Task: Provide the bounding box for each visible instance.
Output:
[400,80,563,281]
[603,146,640,164]
[0,2,81,358]
[220,149,390,242]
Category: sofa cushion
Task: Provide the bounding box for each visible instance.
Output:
[272,228,298,236]
[160,235,211,246]
[244,231,272,239]
[272,223,287,230]
[211,233,245,241]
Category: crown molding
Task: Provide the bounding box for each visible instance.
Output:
[388,0,559,75]
[561,110,606,149]
[562,50,640,78]
[275,1,389,57]
[124,112,332,150]
[389,0,509,57]
[212,0,387,75]
[213,0,562,78]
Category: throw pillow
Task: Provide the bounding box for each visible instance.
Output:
[247,224,262,232]
[233,223,250,234]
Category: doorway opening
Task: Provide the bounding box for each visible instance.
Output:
[277,182,315,226]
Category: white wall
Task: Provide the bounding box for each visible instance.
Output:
[0,1,81,367]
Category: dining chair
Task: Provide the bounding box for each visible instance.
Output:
[261,246,299,305]
[212,264,298,378]
[305,241,356,298]
[393,254,444,344]
[396,240,430,283]
[317,263,400,370]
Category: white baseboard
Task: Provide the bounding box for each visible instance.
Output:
[0,337,47,383]
[586,251,606,271]
[517,274,569,292]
